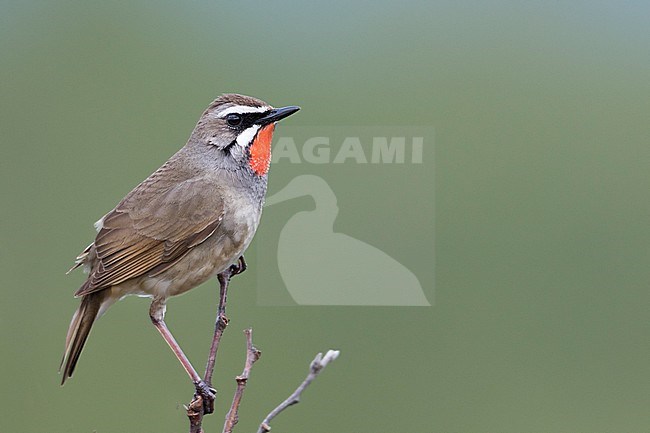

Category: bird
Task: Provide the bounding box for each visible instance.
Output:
[60,94,300,408]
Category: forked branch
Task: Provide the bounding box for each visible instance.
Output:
[184,254,339,433]
[223,328,261,433]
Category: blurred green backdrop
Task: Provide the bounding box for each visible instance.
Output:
[1,1,649,432]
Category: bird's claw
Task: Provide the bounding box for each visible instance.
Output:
[194,380,216,414]
[229,255,247,276]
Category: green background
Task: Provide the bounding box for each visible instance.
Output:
[1,1,649,432]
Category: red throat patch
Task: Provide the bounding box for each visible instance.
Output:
[249,124,275,176]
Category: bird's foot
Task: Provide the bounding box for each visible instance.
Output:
[229,255,247,277]
[194,380,216,414]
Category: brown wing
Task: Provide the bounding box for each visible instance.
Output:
[74,173,224,297]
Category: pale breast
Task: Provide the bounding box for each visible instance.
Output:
[136,194,262,299]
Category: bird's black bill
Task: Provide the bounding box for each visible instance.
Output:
[256,106,300,125]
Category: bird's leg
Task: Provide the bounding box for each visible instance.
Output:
[149,299,216,414]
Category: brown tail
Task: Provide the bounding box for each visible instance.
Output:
[60,291,104,385]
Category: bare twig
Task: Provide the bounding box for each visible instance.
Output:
[223,328,261,433]
[205,256,246,386]
[257,350,340,433]
[204,272,231,386]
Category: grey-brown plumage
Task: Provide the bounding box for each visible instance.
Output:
[61,94,299,385]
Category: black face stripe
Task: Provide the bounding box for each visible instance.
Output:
[233,111,272,130]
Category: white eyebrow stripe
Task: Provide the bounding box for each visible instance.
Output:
[218,105,272,117]
[236,125,261,148]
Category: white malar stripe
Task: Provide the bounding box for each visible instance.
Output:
[236,125,261,148]
[218,105,271,117]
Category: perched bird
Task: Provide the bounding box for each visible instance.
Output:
[60,94,299,406]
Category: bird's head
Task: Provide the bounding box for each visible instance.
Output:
[193,93,300,176]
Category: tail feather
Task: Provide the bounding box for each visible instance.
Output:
[60,292,104,385]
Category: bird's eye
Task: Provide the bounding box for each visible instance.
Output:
[226,113,242,127]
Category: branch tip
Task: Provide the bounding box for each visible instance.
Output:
[256,349,340,433]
